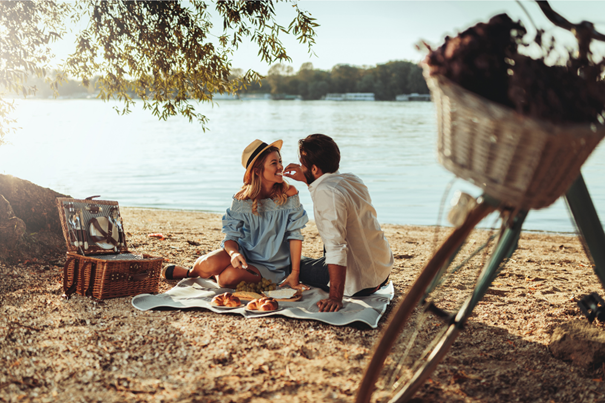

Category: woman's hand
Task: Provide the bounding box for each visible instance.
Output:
[279,272,307,290]
[283,163,307,184]
[229,252,248,270]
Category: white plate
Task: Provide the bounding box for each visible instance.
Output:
[211,303,242,310]
[90,217,120,249]
[263,289,297,299]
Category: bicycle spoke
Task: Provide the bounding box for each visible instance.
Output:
[367,222,501,403]
[356,200,498,403]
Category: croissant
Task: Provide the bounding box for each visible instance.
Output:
[211,292,241,307]
[246,297,278,311]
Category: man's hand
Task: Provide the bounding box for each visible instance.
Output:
[318,263,346,312]
[283,163,307,184]
[279,272,308,290]
[229,252,248,270]
[317,298,343,312]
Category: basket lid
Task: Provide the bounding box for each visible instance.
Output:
[56,196,129,255]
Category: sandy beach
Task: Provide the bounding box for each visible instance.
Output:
[1,207,604,402]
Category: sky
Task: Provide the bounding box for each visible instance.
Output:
[49,1,605,75]
[223,0,605,74]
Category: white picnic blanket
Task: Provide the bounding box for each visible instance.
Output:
[131,278,395,328]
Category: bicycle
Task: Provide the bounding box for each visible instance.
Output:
[355,2,605,402]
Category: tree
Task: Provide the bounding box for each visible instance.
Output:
[0,0,318,263]
[330,64,360,93]
[0,1,70,144]
[0,0,319,139]
[266,63,294,95]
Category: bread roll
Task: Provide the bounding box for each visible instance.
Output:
[247,297,278,311]
[224,294,241,307]
[211,294,225,306]
[211,292,241,307]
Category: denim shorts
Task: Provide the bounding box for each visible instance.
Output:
[298,256,388,297]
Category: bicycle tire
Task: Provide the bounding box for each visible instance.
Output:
[388,321,463,403]
[356,200,496,403]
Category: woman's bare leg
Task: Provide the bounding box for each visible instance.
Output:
[217,264,262,288]
[169,250,264,287]
[170,249,231,279]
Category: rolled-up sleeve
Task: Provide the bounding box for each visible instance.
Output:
[314,188,348,266]
[285,205,308,241]
[220,208,245,248]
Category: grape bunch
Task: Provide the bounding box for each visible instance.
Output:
[236,277,277,293]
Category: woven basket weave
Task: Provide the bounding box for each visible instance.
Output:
[63,252,162,300]
[56,197,163,300]
[424,67,605,210]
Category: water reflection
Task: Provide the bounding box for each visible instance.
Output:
[0,99,603,233]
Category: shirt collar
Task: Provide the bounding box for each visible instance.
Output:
[308,170,340,192]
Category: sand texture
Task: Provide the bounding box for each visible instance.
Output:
[1,207,605,402]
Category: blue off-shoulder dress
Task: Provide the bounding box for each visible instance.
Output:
[221,193,309,284]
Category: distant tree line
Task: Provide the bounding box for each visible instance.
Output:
[9,75,99,99]
[237,60,429,100]
[9,60,428,101]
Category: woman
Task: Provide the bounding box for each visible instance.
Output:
[162,139,309,289]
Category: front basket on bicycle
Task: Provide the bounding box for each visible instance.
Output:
[424,65,605,210]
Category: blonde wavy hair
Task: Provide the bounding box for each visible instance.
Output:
[235,146,290,215]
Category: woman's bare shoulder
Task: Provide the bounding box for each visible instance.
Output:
[234,189,249,201]
[286,185,298,197]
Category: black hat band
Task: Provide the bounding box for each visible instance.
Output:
[246,142,268,168]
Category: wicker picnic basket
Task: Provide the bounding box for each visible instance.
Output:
[423,66,605,210]
[56,197,163,299]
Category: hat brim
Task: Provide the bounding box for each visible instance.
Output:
[244,140,283,183]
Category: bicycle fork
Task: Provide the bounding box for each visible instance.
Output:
[452,171,605,328]
[428,207,527,330]
[463,209,527,322]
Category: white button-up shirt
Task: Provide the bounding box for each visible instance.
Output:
[308,171,394,296]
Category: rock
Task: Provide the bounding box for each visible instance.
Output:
[0,174,66,235]
[300,345,318,359]
[0,194,26,246]
[0,174,68,263]
[549,320,605,370]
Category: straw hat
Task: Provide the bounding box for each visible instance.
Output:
[241,139,283,183]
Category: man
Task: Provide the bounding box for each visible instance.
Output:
[283,134,393,312]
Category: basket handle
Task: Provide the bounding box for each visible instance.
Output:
[84,261,96,297]
[63,258,95,298]
[63,257,78,298]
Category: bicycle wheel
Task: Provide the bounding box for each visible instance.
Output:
[356,199,498,403]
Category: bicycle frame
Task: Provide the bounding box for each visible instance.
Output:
[450,173,605,327]
[356,174,605,403]
[565,174,605,286]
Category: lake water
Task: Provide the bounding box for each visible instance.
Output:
[1,99,604,233]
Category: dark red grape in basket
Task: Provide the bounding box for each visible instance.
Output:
[425,13,605,125]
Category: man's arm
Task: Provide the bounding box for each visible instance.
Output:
[312,187,348,313]
[317,264,346,312]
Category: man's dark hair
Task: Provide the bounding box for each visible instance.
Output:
[298,134,340,174]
